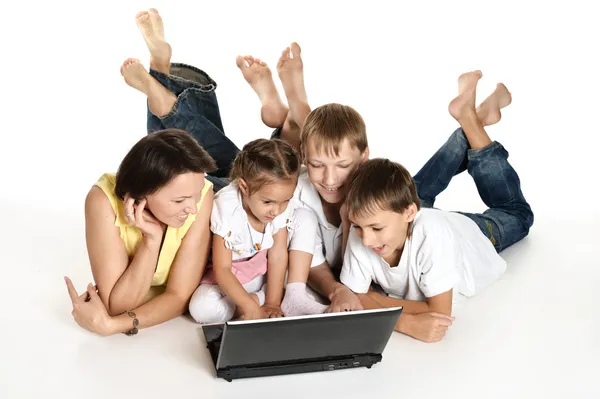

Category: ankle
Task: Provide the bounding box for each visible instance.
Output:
[150,59,170,74]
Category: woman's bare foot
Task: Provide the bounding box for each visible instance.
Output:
[237,55,288,128]
[477,83,512,126]
[120,58,176,117]
[448,70,483,121]
[136,9,172,74]
[277,43,311,149]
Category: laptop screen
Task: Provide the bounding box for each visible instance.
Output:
[216,307,402,369]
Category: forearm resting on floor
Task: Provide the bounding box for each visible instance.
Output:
[107,236,162,315]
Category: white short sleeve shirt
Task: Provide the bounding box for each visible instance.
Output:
[211,182,291,260]
[340,208,507,301]
[289,167,343,268]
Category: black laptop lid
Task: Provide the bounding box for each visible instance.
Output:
[216,307,402,369]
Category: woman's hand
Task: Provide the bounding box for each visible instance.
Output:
[65,277,114,336]
[123,196,165,241]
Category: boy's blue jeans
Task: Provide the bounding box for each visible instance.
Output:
[146,63,240,192]
[413,128,534,253]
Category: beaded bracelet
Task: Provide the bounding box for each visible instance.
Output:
[123,311,139,336]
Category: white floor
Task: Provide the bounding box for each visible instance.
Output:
[2,1,599,398]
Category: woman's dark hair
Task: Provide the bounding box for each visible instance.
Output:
[115,129,217,200]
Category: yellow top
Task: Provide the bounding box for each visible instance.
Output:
[94,173,213,288]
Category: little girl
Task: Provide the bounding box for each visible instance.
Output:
[189,138,322,323]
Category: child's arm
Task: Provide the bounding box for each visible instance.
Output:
[356,292,454,343]
[263,228,289,317]
[365,289,453,315]
[212,235,266,320]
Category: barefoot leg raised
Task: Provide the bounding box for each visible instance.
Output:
[120,58,176,117]
[476,83,512,127]
[237,55,289,128]
[277,42,311,149]
[136,9,172,74]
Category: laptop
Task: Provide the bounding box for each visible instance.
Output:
[201,307,403,381]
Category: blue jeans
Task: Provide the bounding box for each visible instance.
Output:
[413,128,534,253]
[147,63,240,191]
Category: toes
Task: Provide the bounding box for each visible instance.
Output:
[290,42,301,58]
[136,11,150,21]
[123,58,140,69]
[235,55,248,69]
[148,8,159,14]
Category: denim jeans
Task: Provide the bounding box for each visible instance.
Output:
[412,128,534,253]
[147,63,240,191]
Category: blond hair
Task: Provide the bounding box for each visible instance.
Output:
[300,103,368,157]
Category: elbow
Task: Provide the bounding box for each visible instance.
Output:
[107,298,129,316]
[107,293,141,316]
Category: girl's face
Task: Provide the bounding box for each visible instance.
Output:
[240,178,297,224]
[145,172,207,227]
[304,138,369,205]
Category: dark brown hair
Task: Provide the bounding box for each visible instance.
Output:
[346,158,421,225]
[229,138,301,193]
[301,103,368,157]
[115,129,217,200]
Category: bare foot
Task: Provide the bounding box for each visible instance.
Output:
[136,9,172,73]
[448,70,483,121]
[448,70,492,149]
[120,58,151,93]
[236,55,288,128]
[477,83,512,126]
[277,43,310,128]
[120,58,176,117]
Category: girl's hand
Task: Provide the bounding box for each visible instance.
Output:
[261,303,284,318]
[65,277,114,336]
[240,304,268,321]
[123,196,165,241]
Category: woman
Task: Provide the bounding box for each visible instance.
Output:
[65,8,243,335]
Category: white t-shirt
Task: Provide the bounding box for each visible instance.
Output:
[340,208,507,301]
[289,167,342,268]
[210,182,291,260]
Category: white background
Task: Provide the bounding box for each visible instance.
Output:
[1,1,599,398]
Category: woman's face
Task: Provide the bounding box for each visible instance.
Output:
[145,172,207,227]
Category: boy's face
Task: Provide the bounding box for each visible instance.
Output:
[349,206,417,262]
[304,139,369,205]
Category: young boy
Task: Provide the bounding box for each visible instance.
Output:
[340,71,534,343]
